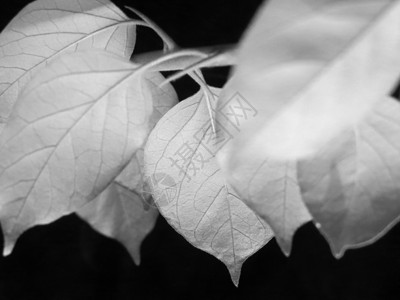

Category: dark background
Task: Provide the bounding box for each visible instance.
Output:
[1,1,400,299]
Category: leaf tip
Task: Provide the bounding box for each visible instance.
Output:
[319,226,347,259]
[276,237,292,257]
[227,264,242,287]
[132,252,141,266]
[333,251,345,259]
[331,243,346,259]
[231,275,240,288]
[3,235,16,256]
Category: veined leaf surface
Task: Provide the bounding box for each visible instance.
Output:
[298,97,400,257]
[144,88,273,286]
[0,50,152,255]
[228,159,311,255]
[78,71,179,264]
[0,0,136,130]
[216,0,400,170]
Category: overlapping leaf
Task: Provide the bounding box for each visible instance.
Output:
[0,0,136,131]
[0,50,153,255]
[228,158,311,255]
[298,96,400,257]
[78,71,179,263]
[144,88,273,286]
[216,0,400,172]
[78,183,158,264]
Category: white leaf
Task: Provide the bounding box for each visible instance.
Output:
[78,71,179,264]
[216,0,400,168]
[0,50,152,255]
[228,159,311,255]
[0,0,136,130]
[298,96,400,257]
[78,183,158,265]
[144,88,273,286]
[112,71,179,193]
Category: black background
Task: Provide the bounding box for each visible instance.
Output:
[1,1,400,299]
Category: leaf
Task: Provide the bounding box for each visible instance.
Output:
[109,71,180,194]
[227,158,311,255]
[144,88,274,286]
[78,71,178,264]
[0,0,136,131]
[216,0,400,167]
[298,96,400,257]
[77,183,158,264]
[0,50,153,255]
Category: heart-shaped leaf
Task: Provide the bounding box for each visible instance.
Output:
[144,88,273,286]
[0,0,136,130]
[0,50,153,255]
[78,71,179,264]
[298,96,400,257]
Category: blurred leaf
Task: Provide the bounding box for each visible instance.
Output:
[0,50,152,255]
[216,0,400,171]
[298,96,400,257]
[144,88,273,286]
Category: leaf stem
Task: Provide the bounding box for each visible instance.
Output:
[121,8,235,134]
[124,6,177,51]
[192,72,217,133]
[161,47,237,85]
